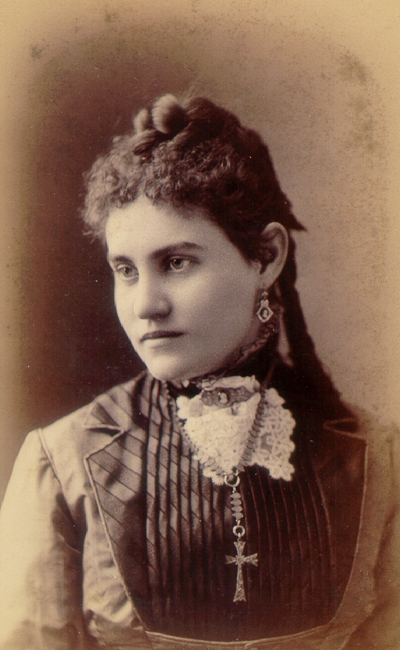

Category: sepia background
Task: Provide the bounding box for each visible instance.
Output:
[0,0,399,503]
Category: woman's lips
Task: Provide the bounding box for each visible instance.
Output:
[141,331,184,342]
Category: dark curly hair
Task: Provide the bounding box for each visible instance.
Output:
[83,93,351,420]
[83,94,303,257]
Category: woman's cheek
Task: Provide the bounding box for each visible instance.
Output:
[115,289,134,333]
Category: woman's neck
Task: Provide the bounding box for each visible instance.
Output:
[168,323,280,397]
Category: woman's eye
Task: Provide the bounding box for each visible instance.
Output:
[115,265,138,280]
[167,257,191,271]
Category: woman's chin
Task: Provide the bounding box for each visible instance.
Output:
[138,343,238,383]
[147,367,200,384]
[143,358,192,383]
[143,356,214,384]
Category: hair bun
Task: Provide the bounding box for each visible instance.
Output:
[151,94,188,136]
[133,108,153,134]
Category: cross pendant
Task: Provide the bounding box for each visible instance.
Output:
[225,540,258,602]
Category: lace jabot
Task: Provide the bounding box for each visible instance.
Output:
[174,375,296,485]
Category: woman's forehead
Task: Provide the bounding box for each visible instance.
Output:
[105,196,231,259]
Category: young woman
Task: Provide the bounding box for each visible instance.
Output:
[0,94,399,649]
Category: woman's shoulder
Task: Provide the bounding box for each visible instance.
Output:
[308,402,400,483]
[274,360,399,456]
[36,372,147,465]
[343,406,400,470]
[354,407,400,498]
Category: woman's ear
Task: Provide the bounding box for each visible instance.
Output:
[258,222,289,288]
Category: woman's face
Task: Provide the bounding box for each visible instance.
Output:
[105,195,265,382]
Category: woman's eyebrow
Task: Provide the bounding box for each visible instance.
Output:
[107,254,134,266]
[153,242,205,259]
[107,242,205,266]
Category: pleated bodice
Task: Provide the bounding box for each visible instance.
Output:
[91,372,363,642]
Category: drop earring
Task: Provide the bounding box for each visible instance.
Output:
[256,291,273,323]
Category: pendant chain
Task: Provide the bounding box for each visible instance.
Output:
[224,469,258,602]
[173,385,270,481]
[166,384,262,603]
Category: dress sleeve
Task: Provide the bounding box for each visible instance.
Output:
[344,427,400,649]
[0,430,90,650]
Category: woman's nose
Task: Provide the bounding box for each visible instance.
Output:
[133,277,171,321]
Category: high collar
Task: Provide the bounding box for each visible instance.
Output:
[168,335,280,400]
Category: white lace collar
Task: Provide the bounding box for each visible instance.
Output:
[175,376,296,485]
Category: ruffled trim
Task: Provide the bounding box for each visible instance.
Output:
[252,388,296,481]
[175,378,295,485]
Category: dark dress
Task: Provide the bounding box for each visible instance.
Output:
[0,358,398,649]
[92,368,364,642]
